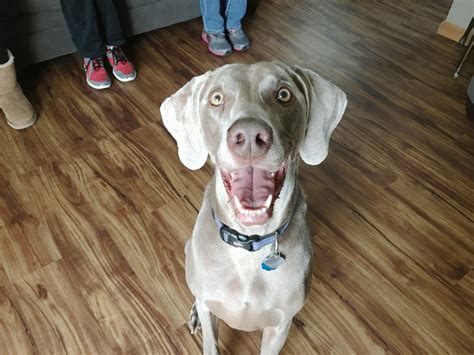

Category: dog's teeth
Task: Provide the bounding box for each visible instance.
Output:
[234,195,242,210]
[234,196,270,217]
[264,195,273,209]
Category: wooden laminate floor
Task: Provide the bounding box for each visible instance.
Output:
[1,0,473,353]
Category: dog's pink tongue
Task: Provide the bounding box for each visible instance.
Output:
[231,167,275,207]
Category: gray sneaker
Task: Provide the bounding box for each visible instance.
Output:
[202,32,232,56]
[228,29,250,51]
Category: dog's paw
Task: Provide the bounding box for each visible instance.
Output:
[188,302,201,335]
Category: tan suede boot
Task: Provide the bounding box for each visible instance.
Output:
[0,50,36,130]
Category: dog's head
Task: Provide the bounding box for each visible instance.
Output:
[161,62,347,226]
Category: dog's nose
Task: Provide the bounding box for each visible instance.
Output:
[227,118,273,159]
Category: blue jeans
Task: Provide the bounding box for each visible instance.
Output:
[200,0,247,34]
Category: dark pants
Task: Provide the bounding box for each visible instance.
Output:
[0,12,9,64]
[60,0,126,58]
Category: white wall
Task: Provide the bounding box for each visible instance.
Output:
[446,0,474,28]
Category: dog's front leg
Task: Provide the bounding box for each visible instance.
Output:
[260,320,292,355]
[196,301,220,355]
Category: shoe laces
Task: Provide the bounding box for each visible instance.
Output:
[109,46,128,65]
[86,56,106,72]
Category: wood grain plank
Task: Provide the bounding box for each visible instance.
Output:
[0,0,472,353]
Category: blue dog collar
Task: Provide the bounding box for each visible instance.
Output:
[212,209,290,252]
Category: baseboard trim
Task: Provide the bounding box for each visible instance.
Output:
[437,20,465,42]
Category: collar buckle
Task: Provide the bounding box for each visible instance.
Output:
[219,225,256,251]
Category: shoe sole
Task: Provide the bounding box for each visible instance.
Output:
[6,113,37,130]
[201,32,231,57]
[86,79,111,90]
[112,70,137,82]
[233,45,250,52]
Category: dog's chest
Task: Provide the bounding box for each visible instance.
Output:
[203,266,292,331]
[187,240,308,331]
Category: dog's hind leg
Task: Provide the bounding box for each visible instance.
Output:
[260,320,292,355]
[195,301,220,355]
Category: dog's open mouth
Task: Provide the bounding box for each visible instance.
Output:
[220,162,287,225]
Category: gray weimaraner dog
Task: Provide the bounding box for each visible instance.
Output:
[160,62,347,354]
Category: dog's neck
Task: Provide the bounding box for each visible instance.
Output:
[211,160,300,237]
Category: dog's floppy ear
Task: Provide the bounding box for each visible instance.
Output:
[293,66,347,165]
[160,73,210,170]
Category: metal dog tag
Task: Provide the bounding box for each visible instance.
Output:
[261,235,285,271]
[261,252,285,271]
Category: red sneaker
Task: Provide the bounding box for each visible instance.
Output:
[106,46,137,82]
[84,57,111,90]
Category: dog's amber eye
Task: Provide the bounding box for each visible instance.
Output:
[276,87,292,103]
[210,91,224,106]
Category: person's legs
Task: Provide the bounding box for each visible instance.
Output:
[224,0,247,31]
[95,0,126,47]
[60,0,106,58]
[0,49,7,64]
[61,0,111,89]
[0,10,9,63]
[200,0,225,34]
[225,0,250,51]
[200,0,232,56]
[0,29,8,64]
[93,0,136,83]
